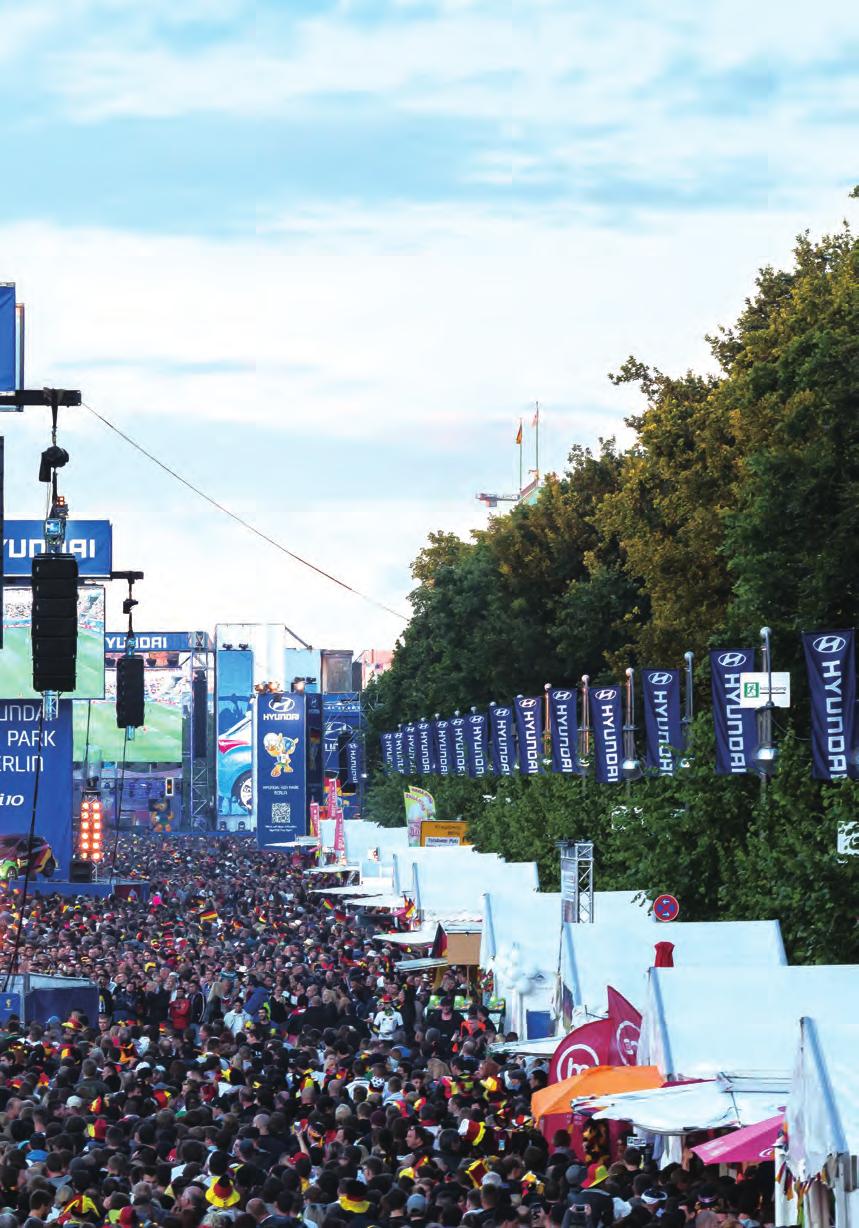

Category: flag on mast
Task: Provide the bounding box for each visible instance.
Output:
[515,420,523,445]
[532,404,540,427]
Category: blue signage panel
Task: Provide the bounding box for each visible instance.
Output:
[4,520,112,577]
[0,992,21,1024]
[105,631,197,653]
[255,692,307,846]
[0,286,15,391]
[0,700,72,878]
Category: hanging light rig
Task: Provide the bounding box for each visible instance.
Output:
[32,393,77,721]
[114,573,145,739]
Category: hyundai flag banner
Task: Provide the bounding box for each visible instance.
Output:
[105,631,199,654]
[710,649,757,775]
[345,737,362,786]
[549,688,579,774]
[405,723,419,775]
[416,720,437,775]
[514,696,543,775]
[0,286,14,391]
[380,733,394,769]
[254,692,307,845]
[641,669,684,776]
[450,716,469,776]
[465,712,489,777]
[802,630,856,780]
[0,700,72,879]
[589,686,623,784]
[434,718,452,775]
[393,731,406,774]
[4,519,113,578]
[490,704,515,775]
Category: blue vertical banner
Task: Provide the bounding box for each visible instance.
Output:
[450,716,469,775]
[465,712,489,777]
[548,688,579,774]
[641,669,685,776]
[393,730,407,774]
[710,649,757,775]
[0,285,15,391]
[0,700,72,878]
[345,737,362,786]
[589,686,623,784]
[434,718,452,775]
[416,720,437,775]
[405,723,419,775]
[489,704,515,775]
[514,696,543,775]
[254,692,307,846]
[802,631,856,780]
[380,733,394,769]
[306,693,324,806]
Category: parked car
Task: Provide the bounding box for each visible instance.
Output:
[0,834,57,882]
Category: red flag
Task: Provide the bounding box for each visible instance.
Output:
[309,801,321,838]
[515,420,523,445]
[654,941,675,968]
[549,1017,612,1083]
[333,808,345,855]
[606,986,642,1066]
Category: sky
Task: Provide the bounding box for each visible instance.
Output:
[1,0,857,652]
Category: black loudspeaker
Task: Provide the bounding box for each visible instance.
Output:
[69,859,94,883]
[192,671,207,756]
[116,654,145,728]
[31,553,78,692]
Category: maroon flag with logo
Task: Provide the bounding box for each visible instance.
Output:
[549,1017,611,1083]
[606,986,642,1066]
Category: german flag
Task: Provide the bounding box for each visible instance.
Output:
[199,908,218,924]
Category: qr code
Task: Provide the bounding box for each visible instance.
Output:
[271,803,292,823]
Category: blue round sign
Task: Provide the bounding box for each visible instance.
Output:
[653,893,680,922]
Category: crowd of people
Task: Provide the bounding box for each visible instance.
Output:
[0,838,776,1228]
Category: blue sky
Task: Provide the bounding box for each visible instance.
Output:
[1,0,857,649]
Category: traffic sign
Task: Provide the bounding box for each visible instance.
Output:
[653,893,680,922]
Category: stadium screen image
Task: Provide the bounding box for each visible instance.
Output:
[0,585,106,700]
[73,666,184,764]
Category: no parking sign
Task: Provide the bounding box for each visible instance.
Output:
[653,893,680,922]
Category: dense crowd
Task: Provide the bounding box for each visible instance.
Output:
[0,838,776,1228]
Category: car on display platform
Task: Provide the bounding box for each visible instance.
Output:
[0,834,57,882]
[217,714,253,814]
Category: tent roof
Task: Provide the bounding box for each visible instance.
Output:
[591,1077,790,1133]
[532,1065,662,1122]
[563,918,786,1018]
[640,966,859,1081]
[691,1115,783,1165]
[373,927,439,946]
[787,1017,859,1178]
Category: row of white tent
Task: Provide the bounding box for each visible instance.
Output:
[307,819,859,1228]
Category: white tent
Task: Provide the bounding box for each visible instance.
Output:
[590,1075,790,1133]
[343,820,410,866]
[391,848,539,921]
[481,891,561,1037]
[562,917,786,1018]
[639,965,859,1081]
[786,1017,859,1228]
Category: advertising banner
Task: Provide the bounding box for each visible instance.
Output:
[465,712,489,777]
[404,785,436,845]
[549,688,579,774]
[405,723,419,775]
[420,820,469,847]
[434,718,452,776]
[449,716,469,776]
[641,669,685,776]
[254,692,307,846]
[0,700,72,880]
[0,285,14,391]
[345,737,362,786]
[306,693,323,806]
[514,695,543,775]
[589,685,623,784]
[216,647,254,821]
[0,586,105,701]
[380,732,394,769]
[710,649,757,775]
[393,730,407,774]
[802,631,857,780]
[416,720,437,775]
[489,704,515,776]
[4,520,113,578]
[104,631,201,654]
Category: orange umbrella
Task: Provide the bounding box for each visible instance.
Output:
[532,1065,663,1123]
